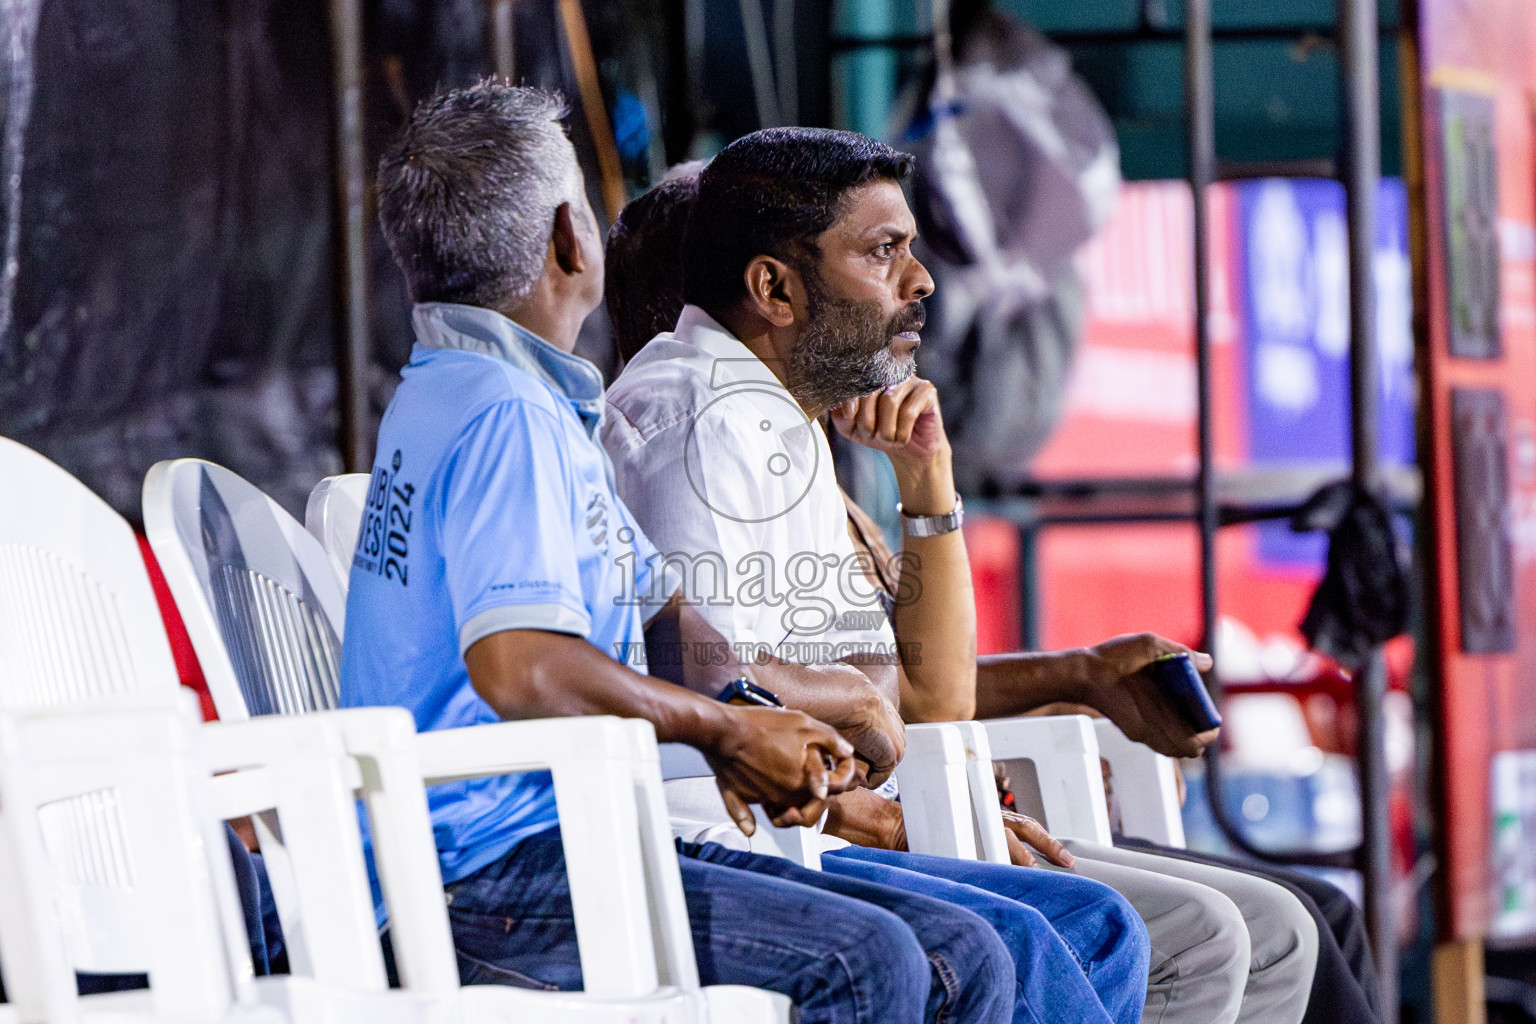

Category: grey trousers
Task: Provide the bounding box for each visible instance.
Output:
[1061,840,1320,1024]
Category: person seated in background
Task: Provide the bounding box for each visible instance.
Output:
[343,80,1042,1024]
[604,154,1379,1024]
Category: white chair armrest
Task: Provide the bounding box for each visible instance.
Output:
[413,716,671,999]
[201,715,392,993]
[891,724,976,860]
[1092,719,1186,847]
[980,715,1113,845]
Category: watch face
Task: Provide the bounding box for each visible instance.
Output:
[739,680,784,707]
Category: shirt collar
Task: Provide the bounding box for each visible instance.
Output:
[412,302,606,432]
[672,304,789,391]
[670,304,818,455]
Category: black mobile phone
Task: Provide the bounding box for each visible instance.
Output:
[1146,652,1222,732]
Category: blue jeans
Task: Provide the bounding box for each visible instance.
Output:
[824,848,1150,1024]
[443,828,1013,1024]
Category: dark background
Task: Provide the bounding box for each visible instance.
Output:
[0,0,835,520]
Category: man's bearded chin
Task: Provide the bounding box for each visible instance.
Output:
[787,281,923,411]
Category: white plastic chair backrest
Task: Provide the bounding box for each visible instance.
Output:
[0,695,254,1024]
[976,715,1115,857]
[0,438,177,710]
[304,474,369,595]
[0,438,192,976]
[891,723,979,860]
[143,458,346,720]
[1093,719,1186,847]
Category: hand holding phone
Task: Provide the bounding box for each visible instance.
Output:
[1145,652,1222,732]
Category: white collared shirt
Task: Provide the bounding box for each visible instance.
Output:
[601,305,897,667]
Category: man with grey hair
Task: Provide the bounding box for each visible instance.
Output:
[377,86,585,313]
[342,81,1022,1024]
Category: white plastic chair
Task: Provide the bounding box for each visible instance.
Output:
[304,472,832,870]
[900,715,1188,865]
[0,684,772,1024]
[971,716,1186,848]
[0,694,284,1024]
[0,437,214,984]
[0,438,298,1020]
[0,438,781,1022]
[146,458,791,1021]
[206,704,782,1022]
[1094,718,1186,847]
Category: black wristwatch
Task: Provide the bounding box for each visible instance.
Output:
[716,677,784,708]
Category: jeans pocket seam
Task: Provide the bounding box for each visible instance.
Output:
[454,948,562,991]
[929,952,960,1024]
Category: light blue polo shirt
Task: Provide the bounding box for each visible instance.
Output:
[341,302,669,894]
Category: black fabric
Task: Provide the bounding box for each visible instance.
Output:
[225,819,287,975]
[67,822,281,995]
[1,0,343,520]
[0,0,658,521]
[1289,482,1411,669]
[1117,836,1382,1024]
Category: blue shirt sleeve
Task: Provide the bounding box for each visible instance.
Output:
[438,400,593,654]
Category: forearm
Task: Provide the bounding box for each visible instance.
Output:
[752,657,889,728]
[890,454,976,723]
[643,592,753,698]
[973,649,1094,720]
[752,656,904,781]
[466,630,741,750]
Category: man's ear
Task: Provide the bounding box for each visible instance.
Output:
[551,202,587,276]
[742,255,802,329]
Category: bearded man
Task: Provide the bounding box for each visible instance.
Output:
[601,127,1157,1024]
[602,145,1336,1024]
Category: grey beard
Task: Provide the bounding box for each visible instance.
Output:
[789,342,913,410]
[787,303,917,410]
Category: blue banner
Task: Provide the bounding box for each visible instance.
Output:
[1237,177,1415,566]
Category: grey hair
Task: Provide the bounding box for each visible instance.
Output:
[378,82,582,310]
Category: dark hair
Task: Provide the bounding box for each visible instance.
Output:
[376,82,579,309]
[682,127,914,314]
[604,171,699,363]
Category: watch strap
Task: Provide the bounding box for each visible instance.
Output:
[898,495,964,538]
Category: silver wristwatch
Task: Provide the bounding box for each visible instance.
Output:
[897,495,964,538]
